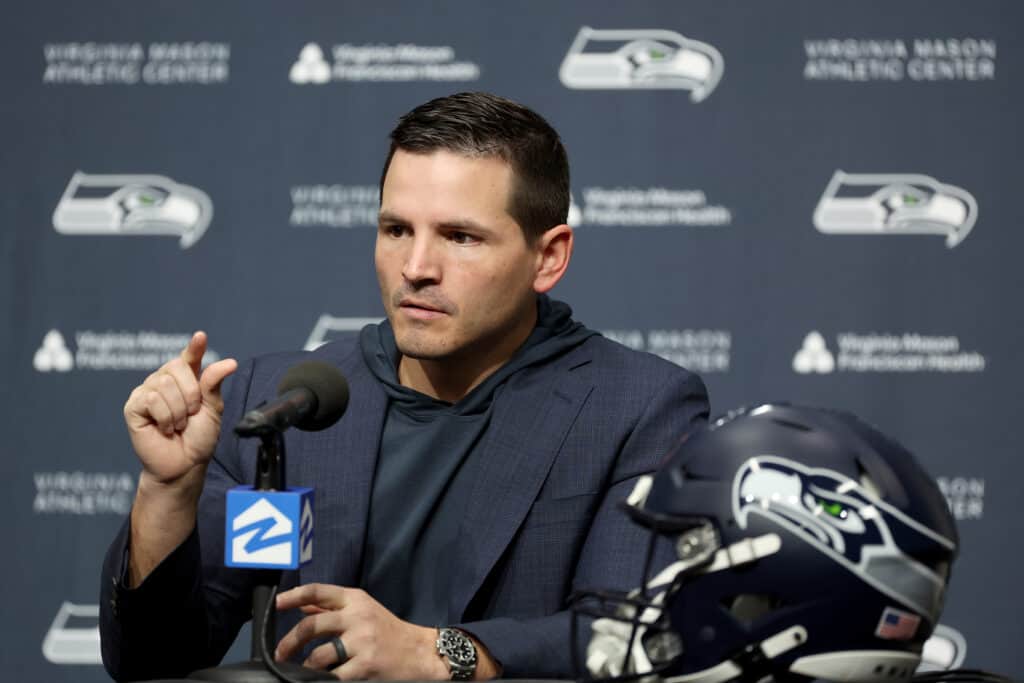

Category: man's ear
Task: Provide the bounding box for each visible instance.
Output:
[533,224,573,294]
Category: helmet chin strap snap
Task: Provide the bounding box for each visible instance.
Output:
[626,475,654,508]
[662,626,808,683]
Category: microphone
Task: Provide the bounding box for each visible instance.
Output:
[203,360,345,681]
[235,360,349,436]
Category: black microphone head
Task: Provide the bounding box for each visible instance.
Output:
[277,360,349,431]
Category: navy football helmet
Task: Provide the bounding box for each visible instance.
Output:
[574,404,959,683]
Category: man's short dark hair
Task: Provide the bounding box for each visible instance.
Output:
[381,92,570,242]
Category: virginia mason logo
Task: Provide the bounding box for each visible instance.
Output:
[42,42,230,85]
[603,328,731,374]
[559,27,723,102]
[813,171,977,248]
[290,44,331,84]
[34,471,135,515]
[33,329,220,372]
[936,476,985,521]
[289,42,480,84]
[569,187,732,228]
[793,332,835,374]
[34,330,74,372]
[794,331,985,374]
[53,172,212,248]
[803,38,996,82]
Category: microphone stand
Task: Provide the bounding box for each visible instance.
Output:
[190,428,335,682]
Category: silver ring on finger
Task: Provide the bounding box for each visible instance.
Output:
[332,636,348,666]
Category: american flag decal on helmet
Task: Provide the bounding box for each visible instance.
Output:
[875,607,921,641]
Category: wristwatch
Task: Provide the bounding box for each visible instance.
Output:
[436,627,477,681]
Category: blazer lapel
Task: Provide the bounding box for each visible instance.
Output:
[448,357,594,621]
[291,352,386,588]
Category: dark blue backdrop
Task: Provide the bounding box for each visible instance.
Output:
[4,1,1021,680]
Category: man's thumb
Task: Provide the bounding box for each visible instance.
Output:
[200,358,238,400]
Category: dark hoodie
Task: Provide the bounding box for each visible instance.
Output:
[358,295,596,625]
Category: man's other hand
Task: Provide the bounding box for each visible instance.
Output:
[275,584,499,680]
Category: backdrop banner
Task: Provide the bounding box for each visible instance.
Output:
[3,1,1021,680]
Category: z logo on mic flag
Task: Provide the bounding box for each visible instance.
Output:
[226,487,314,569]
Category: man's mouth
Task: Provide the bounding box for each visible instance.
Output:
[400,299,442,312]
[398,298,449,319]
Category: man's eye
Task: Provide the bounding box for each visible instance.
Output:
[383,224,408,237]
[449,231,478,244]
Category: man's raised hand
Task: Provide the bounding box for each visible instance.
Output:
[123,331,237,486]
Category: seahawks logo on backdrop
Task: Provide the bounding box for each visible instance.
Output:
[732,456,955,620]
[812,171,977,248]
[42,602,101,665]
[53,171,212,249]
[559,27,724,102]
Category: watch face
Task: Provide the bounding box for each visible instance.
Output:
[440,629,477,665]
[450,639,475,664]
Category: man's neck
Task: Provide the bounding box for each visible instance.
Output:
[397,305,538,404]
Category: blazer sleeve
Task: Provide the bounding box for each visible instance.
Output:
[99,358,259,682]
[456,369,709,678]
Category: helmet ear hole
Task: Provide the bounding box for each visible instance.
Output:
[724,593,787,627]
[769,416,812,432]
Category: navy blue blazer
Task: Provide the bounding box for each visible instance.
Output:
[100,333,709,681]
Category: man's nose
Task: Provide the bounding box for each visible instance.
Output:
[402,232,442,284]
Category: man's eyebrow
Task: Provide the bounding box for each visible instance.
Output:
[378,210,492,234]
[438,217,492,234]
[378,210,408,224]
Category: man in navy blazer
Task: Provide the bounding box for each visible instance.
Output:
[100,92,708,681]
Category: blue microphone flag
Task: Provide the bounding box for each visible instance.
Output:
[225,486,314,569]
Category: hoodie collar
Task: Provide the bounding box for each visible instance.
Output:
[360,295,596,417]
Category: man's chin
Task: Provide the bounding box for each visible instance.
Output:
[393,335,454,362]
[396,348,448,361]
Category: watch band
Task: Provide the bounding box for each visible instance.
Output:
[436,627,477,681]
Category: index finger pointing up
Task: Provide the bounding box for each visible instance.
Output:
[181,331,208,376]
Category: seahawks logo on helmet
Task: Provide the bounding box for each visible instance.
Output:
[733,456,956,622]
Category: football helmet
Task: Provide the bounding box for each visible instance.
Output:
[574,404,959,683]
